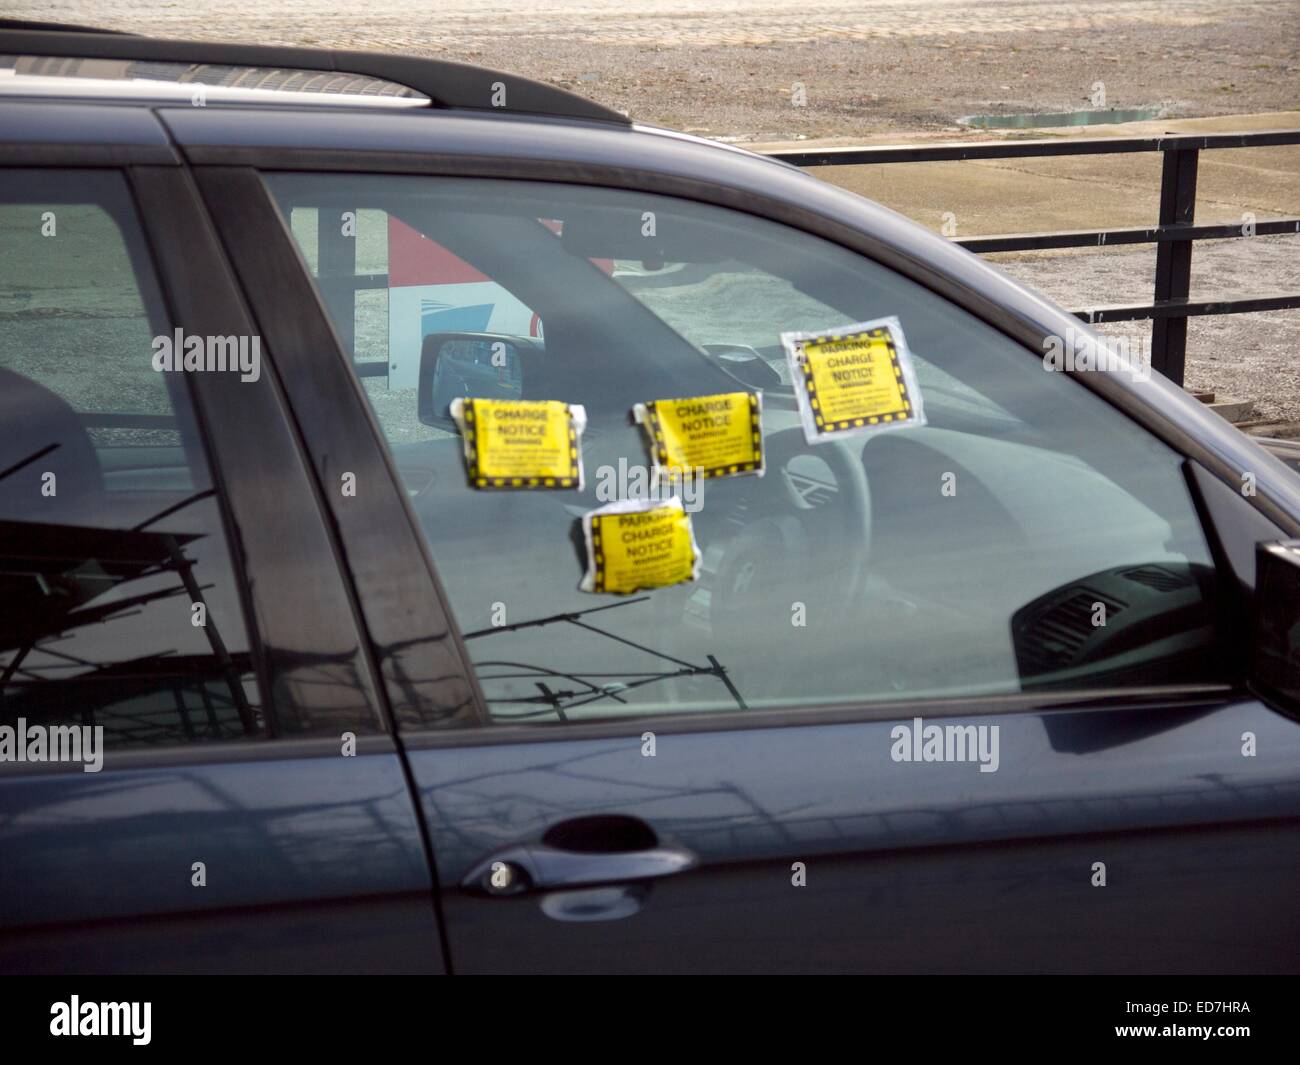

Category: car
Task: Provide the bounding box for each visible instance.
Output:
[1,19,1298,976]
[1254,435,1300,477]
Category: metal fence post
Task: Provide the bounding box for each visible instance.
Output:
[1151,148,1199,385]
[773,132,1300,364]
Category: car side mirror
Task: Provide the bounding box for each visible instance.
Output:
[1250,540,1300,715]
[418,332,537,429]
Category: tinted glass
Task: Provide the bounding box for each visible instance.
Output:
[0,169,264,751]
[267,173,1224,726]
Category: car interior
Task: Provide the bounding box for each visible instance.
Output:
[265,175,1229,721]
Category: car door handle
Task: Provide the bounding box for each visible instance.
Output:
[462,841,698,896]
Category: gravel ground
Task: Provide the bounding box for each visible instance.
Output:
[992,236,1300,422]
[17,1,1300,141]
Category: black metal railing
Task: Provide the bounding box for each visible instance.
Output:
[768,130,1300,386]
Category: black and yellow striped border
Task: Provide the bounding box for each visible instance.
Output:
[644,392,763,479]
[463,398,580,490]
[590,516,609,593]
[799,327,915,434]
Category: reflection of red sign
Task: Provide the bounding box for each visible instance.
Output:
[389,217,486,287]
[388,216,615,289]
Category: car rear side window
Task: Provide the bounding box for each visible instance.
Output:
[0,169,266,752]
[265,172,1227,727]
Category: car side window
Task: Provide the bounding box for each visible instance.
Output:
[0,169,267,752]
[266,172,1226,726]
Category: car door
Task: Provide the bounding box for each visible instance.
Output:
[201,149,1300,975]
[0,134,444,972]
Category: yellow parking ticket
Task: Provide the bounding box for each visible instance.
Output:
[450,397,585,489]
[634,391,764,479]
[580,497,701,595]
[781,317,926,442]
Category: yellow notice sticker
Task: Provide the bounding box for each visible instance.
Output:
[634,391,764,480]
[450,397,585,490]
[782,317,926,442]
[580,497,701,595]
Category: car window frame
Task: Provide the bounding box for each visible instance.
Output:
[192,147,1264,745]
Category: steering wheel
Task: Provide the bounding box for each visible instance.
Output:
[711,426,870,625]
[653,426,872,705]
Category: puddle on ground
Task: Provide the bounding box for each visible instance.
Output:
[958,107,1163,129]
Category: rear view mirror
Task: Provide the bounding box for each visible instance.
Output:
[560,207,726,263]
[418,332,541,429]
[1250,540,1300,715]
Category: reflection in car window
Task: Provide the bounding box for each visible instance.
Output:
[615,256,1022,427]
[0,170,265,751]
[267,174,1226,727]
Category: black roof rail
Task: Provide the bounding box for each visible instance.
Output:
[0,24,630,124]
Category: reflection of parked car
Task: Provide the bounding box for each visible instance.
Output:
[2,20,1300,976]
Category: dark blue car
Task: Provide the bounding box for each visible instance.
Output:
[1,20,1298,974]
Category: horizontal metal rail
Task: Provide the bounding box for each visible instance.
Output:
[956,218,1300,254]
[1076,294,1300,325]
[770,129,1300,166]
[769,129,1300,386]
